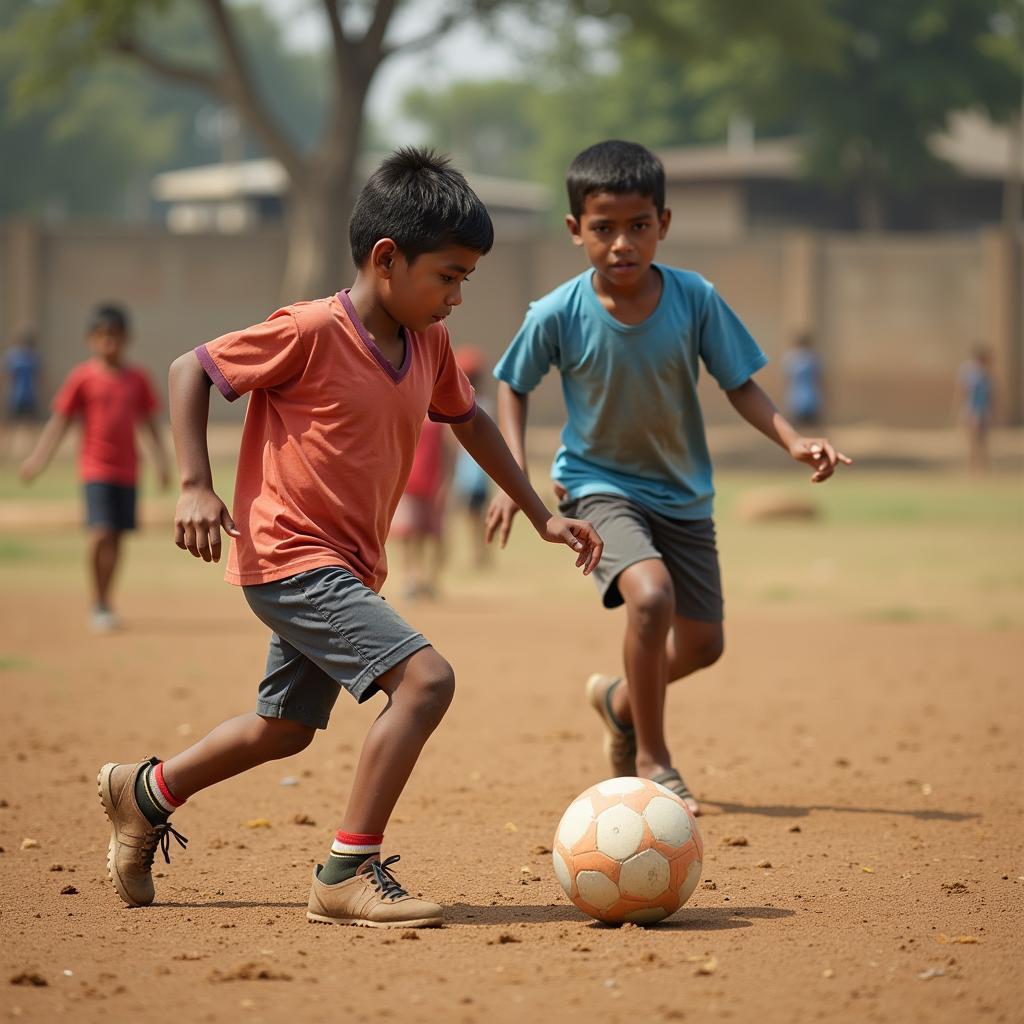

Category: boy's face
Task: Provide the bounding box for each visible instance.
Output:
[567,191,670,289]
[88,324,128,363]
[381,244,482,333]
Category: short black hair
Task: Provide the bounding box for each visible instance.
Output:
[89,304,129,335]
[349,147,494,267]
[566,140,665,220]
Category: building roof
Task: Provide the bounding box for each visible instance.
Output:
[151,156,551,212]
[658,113,1023,184]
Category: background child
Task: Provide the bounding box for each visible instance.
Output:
[391,415,453,599]
[98,148,602,929]
[486,140,849,815]
[2,327,42,457]
[956,343,994,473]
[20,305,169,632]
[782,331,823,427]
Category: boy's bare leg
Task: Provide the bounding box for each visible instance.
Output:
[612,617,724,731]
[160,645,453,832]
[616,559,674,776]
[162,713,316,799]
[90,528,121,609]
[339,646,454,834]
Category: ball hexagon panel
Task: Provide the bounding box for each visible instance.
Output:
[595,803,644,861]
[575,869,620,911]
[618,848,671,901]
[643,795,693,847]
[557,796,594,850]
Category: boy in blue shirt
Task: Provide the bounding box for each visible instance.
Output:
[487,140,850,814]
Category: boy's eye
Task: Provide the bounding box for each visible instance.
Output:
[441,275,455,283]
[633,222,649,231]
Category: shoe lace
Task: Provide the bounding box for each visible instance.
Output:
[140,821,189,870]
[368,855,408,901]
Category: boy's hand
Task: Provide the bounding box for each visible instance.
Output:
[789,437,853,483]
[541,516,603,575]
[18,456,43,484]
[174,485,240,562]
[484,491,521,548]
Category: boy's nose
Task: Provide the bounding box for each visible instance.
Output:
[612,233,633,252]
[447,286,463,307]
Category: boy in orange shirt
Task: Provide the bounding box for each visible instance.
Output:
[98,149,602,928]
[20,305,169,632]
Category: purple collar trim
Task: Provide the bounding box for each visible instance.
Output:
[336,290,412,383]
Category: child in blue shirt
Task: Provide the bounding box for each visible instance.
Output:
[487,140,850,814]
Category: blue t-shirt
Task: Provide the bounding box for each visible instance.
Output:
[6,346,40,410]
[494,265,767,519]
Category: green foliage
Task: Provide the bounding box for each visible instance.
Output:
[1,0,328,218]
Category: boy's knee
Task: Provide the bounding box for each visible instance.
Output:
[695,631,724,669]
[259,716,316,757]
[627,581,675,634]
[404,652,456,722]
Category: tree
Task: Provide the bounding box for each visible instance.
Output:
[1,0,329,220]
[8,0,521,298]
[607,0,1023,229]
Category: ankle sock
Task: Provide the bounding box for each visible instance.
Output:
[319,830,382,885]
[134,760,184,827]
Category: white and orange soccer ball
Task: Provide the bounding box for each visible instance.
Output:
[552,777,703,925]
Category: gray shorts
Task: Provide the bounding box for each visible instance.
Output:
[243,566,431,730]
[560,493,724,623]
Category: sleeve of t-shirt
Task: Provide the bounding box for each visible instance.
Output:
[698,283,768,391]
[428,328,477,423]
[135,369,160,417]
[492,304,560,394]
[51,367,85,418]
[195,308,308,402]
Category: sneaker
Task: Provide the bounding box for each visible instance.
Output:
[97,758,188,907]
[91,608,120,634]
[306,855,443,929]
[651,767,700,817]
[585,673,637,777]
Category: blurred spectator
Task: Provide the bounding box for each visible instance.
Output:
[956,344,994,473]
[2,327,42,457]
[451,346,493,570]
[782,332,823,428]
[391,416,453,600]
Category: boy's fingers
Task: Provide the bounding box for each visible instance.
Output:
[221,509,240,537]
[209,526,221,562]
[500,510,513,549]
[174,522,186,549]
[837,450,853,465]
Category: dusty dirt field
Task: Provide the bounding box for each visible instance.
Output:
[1,457,1022,1023]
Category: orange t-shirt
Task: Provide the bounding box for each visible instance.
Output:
[196,291,476,590]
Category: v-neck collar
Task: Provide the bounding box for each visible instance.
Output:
[336,289,412,383]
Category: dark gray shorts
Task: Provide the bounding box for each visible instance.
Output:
[243,566,431,730]
[84,482,137,531]
[560,493,724,623]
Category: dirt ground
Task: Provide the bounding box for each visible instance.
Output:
[1,446,1022,1023]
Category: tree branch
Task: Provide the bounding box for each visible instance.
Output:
[364,0,400,58]
[113,35,224,95]
[201,0,303,177]
[319,0,351,64]
[382,8,461,60]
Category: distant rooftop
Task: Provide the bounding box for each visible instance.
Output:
[659,113,1022,183]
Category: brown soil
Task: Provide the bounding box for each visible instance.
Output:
[1,534,1022,1023]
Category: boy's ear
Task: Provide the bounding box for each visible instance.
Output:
[658,208,672,239]
[370,238,399,277]
[565,214,583,247]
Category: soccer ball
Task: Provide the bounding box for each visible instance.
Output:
[552,777,703,925]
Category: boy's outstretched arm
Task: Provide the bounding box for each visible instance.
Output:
[169,351,240,562]
[483,382,530,546]
[450,406,602,574]
[727,378,852,482]
[19,412,70,483]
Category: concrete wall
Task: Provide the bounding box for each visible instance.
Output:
[1,220,1019,426]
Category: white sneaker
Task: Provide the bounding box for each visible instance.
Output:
[91,608,120,633]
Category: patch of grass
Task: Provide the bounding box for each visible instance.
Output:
[0,655,31,671]
[0,539,33,561]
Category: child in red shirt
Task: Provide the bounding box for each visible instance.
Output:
[391,416,452,599]
[21,305,169,631]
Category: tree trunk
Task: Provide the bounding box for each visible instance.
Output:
[856,178,886,232]
[280,172,357,301]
